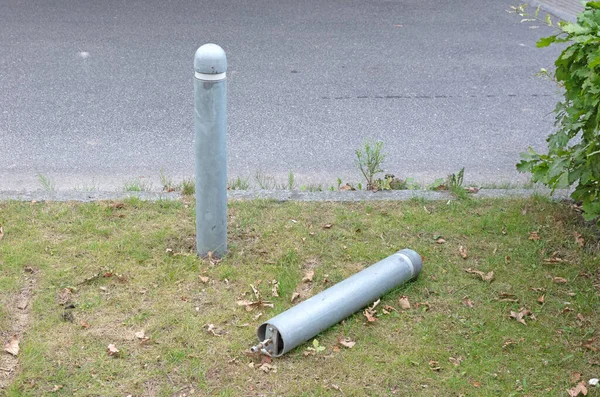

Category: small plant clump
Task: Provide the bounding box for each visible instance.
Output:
[372,174,419,191]
[159,169,178,192]
[36,172,56,192]
[355,139,386,191]
[180,178,195,195]
[228,176,250,191]
[427,168,478,197]
[122,179,153,192]
[287,171,296,190]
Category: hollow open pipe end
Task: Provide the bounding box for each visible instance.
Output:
[256,324,285,357]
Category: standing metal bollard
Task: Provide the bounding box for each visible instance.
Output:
[194,44,228,257]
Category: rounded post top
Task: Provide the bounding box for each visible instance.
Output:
[194,44,227,74]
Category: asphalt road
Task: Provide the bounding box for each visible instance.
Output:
[0,0,564,191]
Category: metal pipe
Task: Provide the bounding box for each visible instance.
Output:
[254,249,422,357]
[194,43,227,258]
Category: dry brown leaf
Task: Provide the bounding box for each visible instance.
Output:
[0,225,3,241]
[236,300,273,311]
[528,231,541,241]
[537,295,545,304]
[339,183,355,191]
[338,337,356,349]
[496,292,519,303]
[80,321,91,329]
[322,224,332,229]
[448,356,462,366]
[573,232,585,248]
[583,338,598,353]
[110,202,125,209]
[465,187,479,194]
[260,355,272,365]
[370,299,381,310]
[462,297,474,308]
[531,287,546,292]
[471,380,481,388]
[331,384,342,393]
[459,246,467,259]
[398,296,411,310]
[199,276,210,284]
[428,360,441,371]
[465,268,495,282]
[435,238,446,244]
[205,324,225,337]
[498,298,519,303]
[250,284,261,300]
[4,335,19,356]
[236,299,253,307]
[302,270,314,283]
[502,339,517,349]
[572,372,582,383]
[258,362,277,373]
[562,306,574,314]
[135,330,146,339]
[57,288,73,306]
[206,251,222,266]
[363,309,377,323]
[502,226,507,235]
[271,280,279,297]
[510,308,533,326]
[567,381,588,396]
[544,251,565,264]
[107,344,119,356]
[291,292,300,303]
[553,276,568,284]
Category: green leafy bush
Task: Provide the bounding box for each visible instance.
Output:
[516,2,600,222]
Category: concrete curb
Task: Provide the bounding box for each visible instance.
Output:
[0,188,573,203]
[529,0,581,23]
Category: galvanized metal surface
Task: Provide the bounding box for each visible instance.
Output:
[194,44,228,257]
[256,249,422,357]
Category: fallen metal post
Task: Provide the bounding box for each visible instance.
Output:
[194,43,228,258]
[252,249,422,357]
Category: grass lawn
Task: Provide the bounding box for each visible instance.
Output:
[0,196,599,396]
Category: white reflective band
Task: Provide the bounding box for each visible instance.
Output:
[396,253,415,279]
[194,71,226,81]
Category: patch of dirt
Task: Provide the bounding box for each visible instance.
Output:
[301,258,321,271]
[0,269,37,390]
[143,379,161,397]
[164,235,196,254]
